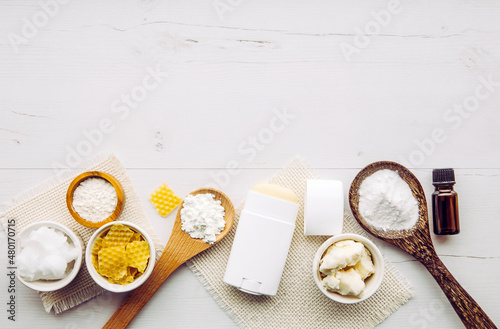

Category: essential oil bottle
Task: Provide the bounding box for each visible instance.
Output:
[432,168,460,235]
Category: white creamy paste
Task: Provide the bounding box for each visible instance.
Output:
[18,226,79,281]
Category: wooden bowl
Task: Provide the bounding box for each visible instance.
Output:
[66,171,125,228]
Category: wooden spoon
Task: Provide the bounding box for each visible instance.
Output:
[349,161,496,329]
[102,187,235,329]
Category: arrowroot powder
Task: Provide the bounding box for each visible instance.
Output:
[358,169,418,231]
[72,177,118,222]
[180,193,225,244]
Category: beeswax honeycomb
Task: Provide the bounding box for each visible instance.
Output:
[107,267,135,285]
[92,237,104,255]
[91,254,98,269]
[98,246,127,281]
[129,232,142,242]
[149,183,182,217]
[91,223,151,285]
[102,223,134,247]
[126,241,150,273]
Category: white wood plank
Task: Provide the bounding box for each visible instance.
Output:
[1,1,500,169]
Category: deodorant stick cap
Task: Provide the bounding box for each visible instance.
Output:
[304,179,344,236]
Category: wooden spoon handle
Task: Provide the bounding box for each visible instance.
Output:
[419,250,497,329]
[102,248,184,329]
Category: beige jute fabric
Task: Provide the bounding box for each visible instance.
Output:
[187,158,414,329]
[0,154,163,314]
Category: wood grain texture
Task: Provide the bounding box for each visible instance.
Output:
[1,0,500,327]
[1,1,500,170]
[349,161,497,329]
[102,188,235,329]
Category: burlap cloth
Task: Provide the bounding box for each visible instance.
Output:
[187,158,414,329]
[0,154,163,314]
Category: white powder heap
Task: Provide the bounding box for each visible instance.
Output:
[18,226,79,281]
[180,193,226,244]
[72,177,118,222]
[358,169,418,231]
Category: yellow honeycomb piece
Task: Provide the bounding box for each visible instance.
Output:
[98,246,128,281]
[129,232,143,242]
[91,254,99,270]
[107,267,136,285]
[92,237,104,255]
[126,241,150,273]
[149,183,182,217]
[102,223,134,247]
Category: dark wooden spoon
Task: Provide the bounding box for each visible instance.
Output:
[349,161,496,329]
[102,188,235,329]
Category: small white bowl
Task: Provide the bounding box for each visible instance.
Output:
[312,233,385,304]
[86,221,156,293]
[16,221,83,292]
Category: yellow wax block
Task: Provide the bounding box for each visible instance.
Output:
[149,183,183,217]
[98,246,127,281]
[102,223,134,247]
[129,232,142,242]
[126,240,150,273]
[92,237,104,255]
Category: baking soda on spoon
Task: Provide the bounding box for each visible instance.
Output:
[358,169,418,231]
[180,193,226,244]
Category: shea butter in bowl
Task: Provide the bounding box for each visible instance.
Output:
[312,233,384,304]
[86,221,156,293]
[16,221,83,292]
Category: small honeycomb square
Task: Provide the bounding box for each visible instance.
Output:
[149,183,183,217]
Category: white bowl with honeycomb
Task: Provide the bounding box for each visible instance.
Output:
[85,221,156,293]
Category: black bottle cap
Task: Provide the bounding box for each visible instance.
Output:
[432,168,455,186]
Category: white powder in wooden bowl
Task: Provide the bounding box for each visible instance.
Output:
[358,169,418,231]
[72,177,118,222]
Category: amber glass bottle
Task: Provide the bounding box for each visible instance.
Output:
[432,168,460,235]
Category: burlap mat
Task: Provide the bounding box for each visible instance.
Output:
[187,158,414,329]
[0,154,163,314]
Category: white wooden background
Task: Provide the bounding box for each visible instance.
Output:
[1,0,500,328]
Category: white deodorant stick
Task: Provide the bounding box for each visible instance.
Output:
[223,184,299,296]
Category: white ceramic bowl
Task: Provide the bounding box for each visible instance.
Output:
[16,221,84,292]
[312,233,385,304]
[86,221,156,293]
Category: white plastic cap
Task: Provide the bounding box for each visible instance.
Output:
[304,179,344,236]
